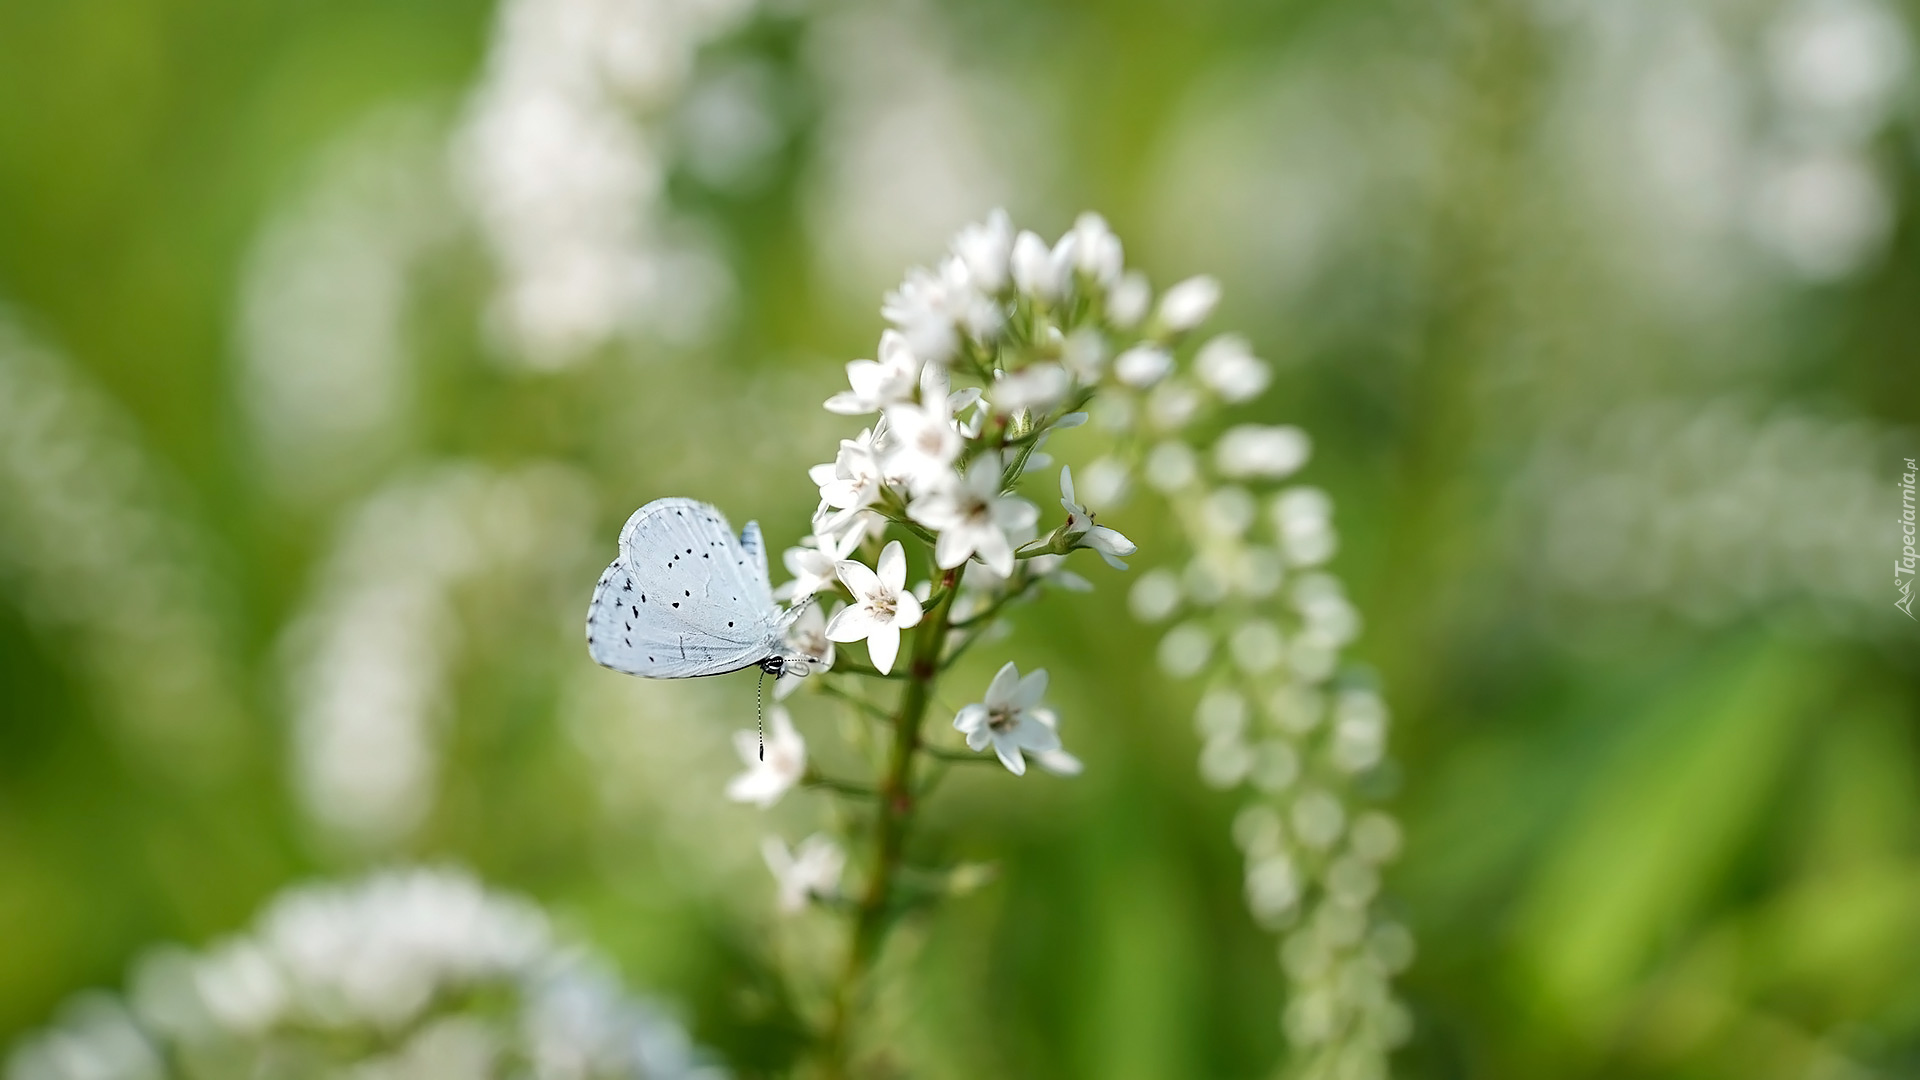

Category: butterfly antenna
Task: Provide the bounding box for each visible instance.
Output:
[756,669,766,761]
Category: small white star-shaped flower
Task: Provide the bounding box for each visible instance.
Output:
[777,528,862,601]
[810,427,888,528]
[775,602,836,700]
[882,256,1000,364]
[883,264,961,364]
[726,706,805,808]
[761,833,845,913]
[953,661,1075,777]
[824,330,920,415]
[953,209,1014,295]
[1059,465,1138,569]
[907,451,1039,578]
[883,369,967,495]
[1010,229,1076,302]
[825,540,925,674]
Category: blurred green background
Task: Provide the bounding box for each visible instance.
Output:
[2,0,1917,1077]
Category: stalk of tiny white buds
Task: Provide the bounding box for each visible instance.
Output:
[737,210,1402,1077]
[1106,288,1412,1074]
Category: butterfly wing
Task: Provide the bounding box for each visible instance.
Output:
[586,498,783,678]
[739,520,772,604]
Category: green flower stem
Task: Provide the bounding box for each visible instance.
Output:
[819,566,962,1077]
[802,771,879,798]
[815,679,892,722]
[943,576,1041,672]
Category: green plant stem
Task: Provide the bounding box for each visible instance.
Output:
[815,679,891,722]
[803,771,879,798]
[818,567,961,1077]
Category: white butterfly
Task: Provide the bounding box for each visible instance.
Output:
[586,497,815,680]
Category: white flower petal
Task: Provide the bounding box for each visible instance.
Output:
[1013,667,1049,708]
[826,605,881,643]
[1090,525,1136,557]
[866,624,901,674]
[933,527,974,571]
[893,590,925,629]
[1015,716,1062,754]
[985,661,1021,705]
[993,738,1028,776]
[954,703,988,733]
[835,558,882,597]
[1035,748,1084,776]
[876,540,908,592]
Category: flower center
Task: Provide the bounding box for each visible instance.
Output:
[870,591,896,619]
[987,705,1017,733]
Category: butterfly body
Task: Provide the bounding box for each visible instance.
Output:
[586,497,806,679]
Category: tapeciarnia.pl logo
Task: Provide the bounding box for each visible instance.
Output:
[1899,456,1917,619]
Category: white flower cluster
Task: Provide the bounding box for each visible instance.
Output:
[918,223,1416,1072]
[454,0,757,367]
[740,210,1302,912]
[4,867,726,1080]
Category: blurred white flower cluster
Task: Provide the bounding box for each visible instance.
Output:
[1583,0,1912,285]
[454,0,761,367]
[0,317,243,781]
[283,465,593,849]
[238,109,452,499]
[1749,0,1911,280]
[5,867,726,1080]
[1520,397,1897,632]
[1132,486,1412,1071]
